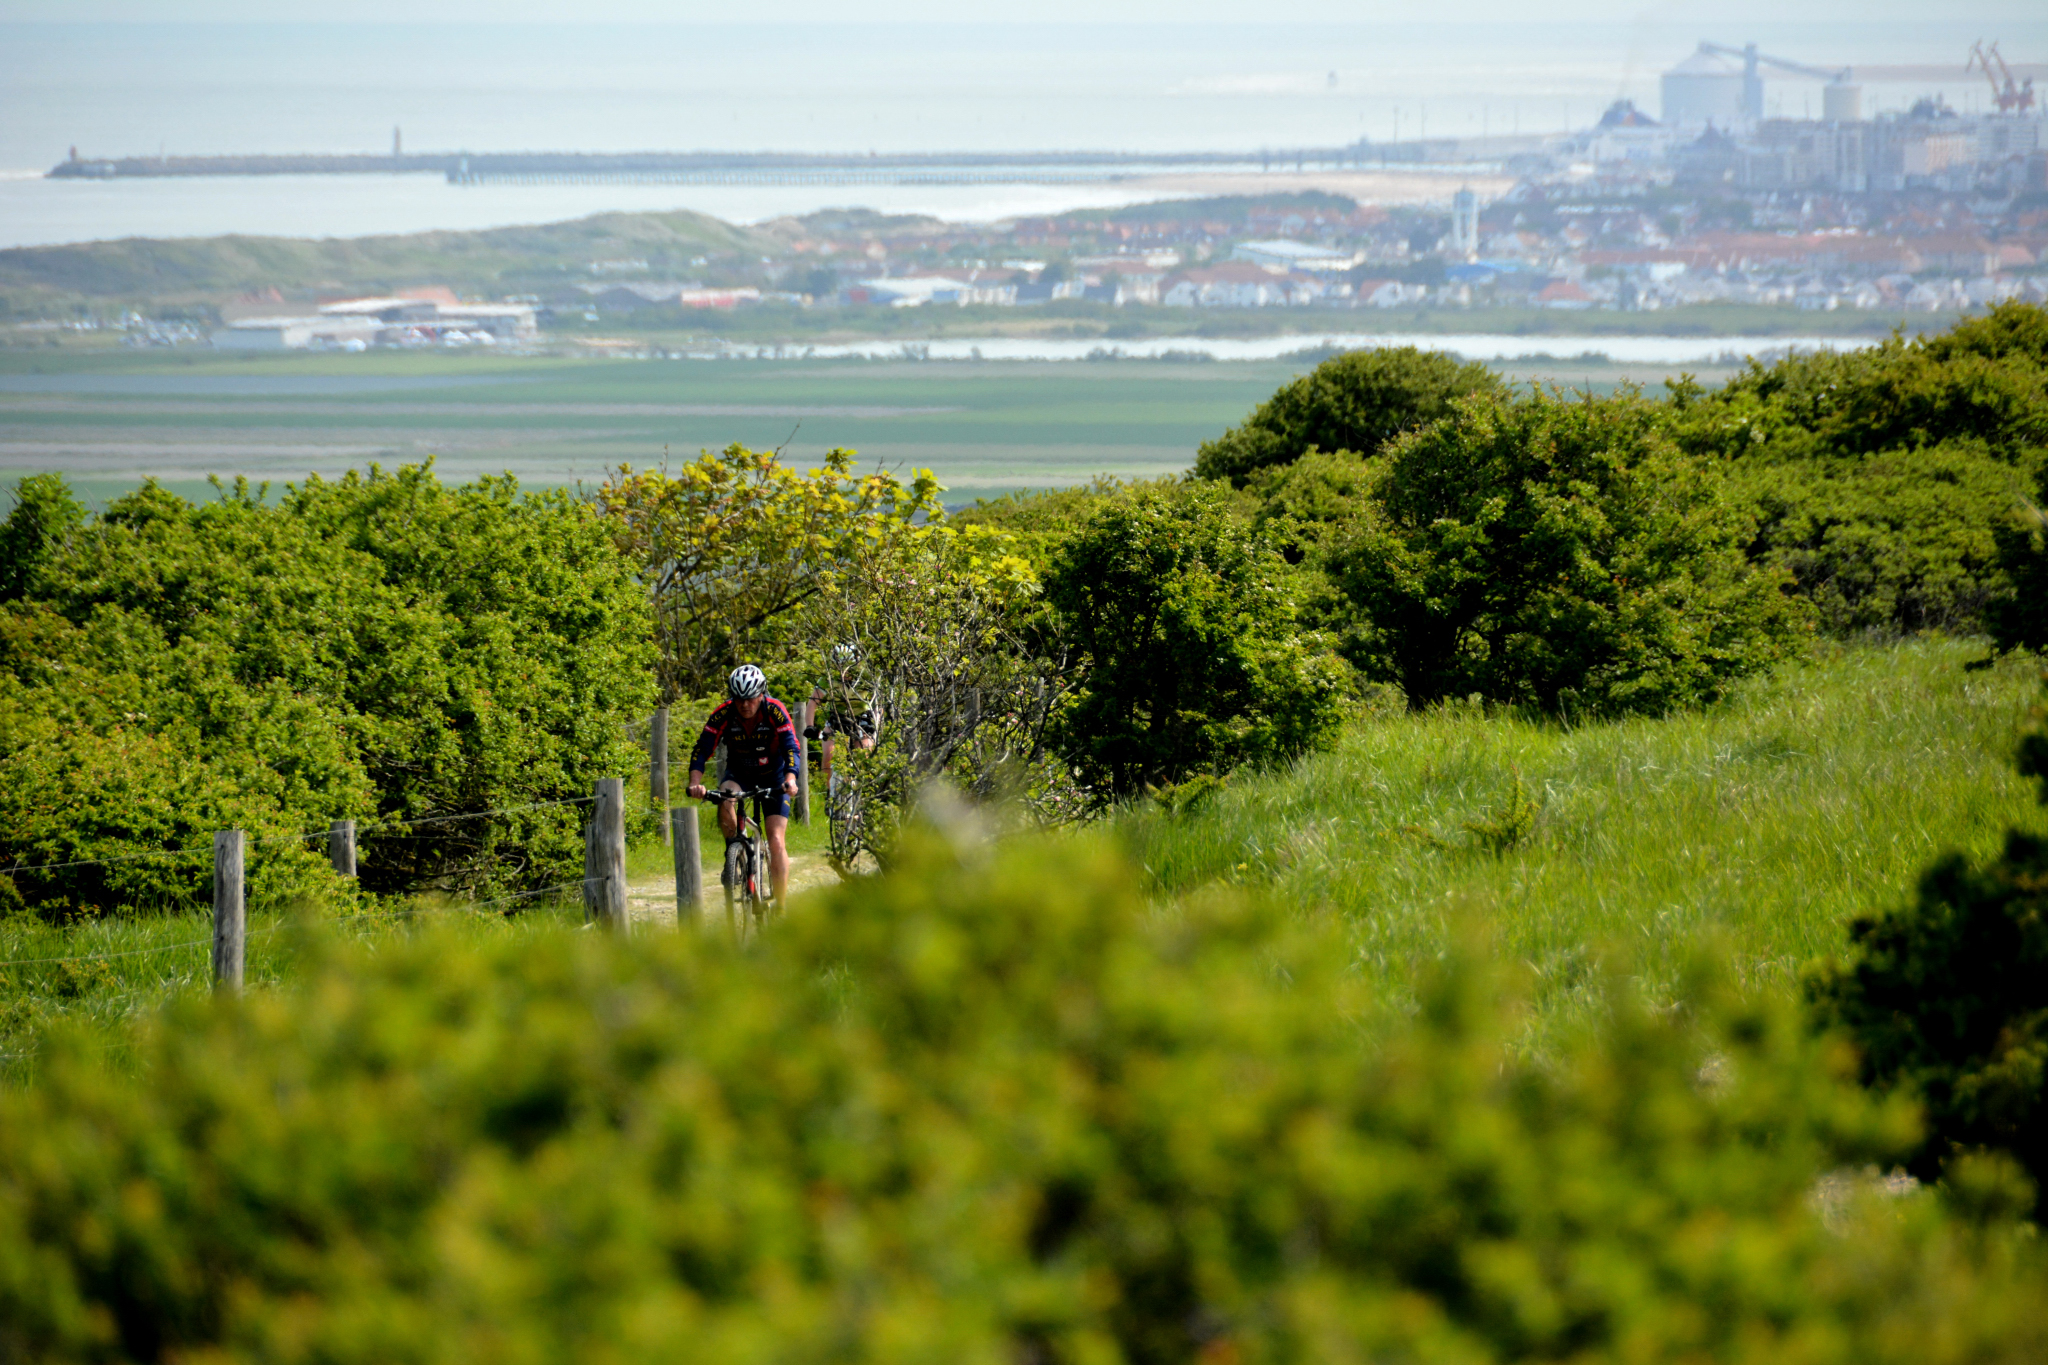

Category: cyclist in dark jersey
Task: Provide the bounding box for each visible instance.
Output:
[810,642,879,796]
[686,663,801,902]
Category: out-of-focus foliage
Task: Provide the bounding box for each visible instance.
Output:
[801,521,1078,866]
[1194,345,1505,487]
[596,445,941,699]
[1329,390,1806,717]
[1663,303,2048,635]
[6,830,2048,1364]
[0,466,654,916]
[1044,481,1345,800]
[1810,681,2048,1215]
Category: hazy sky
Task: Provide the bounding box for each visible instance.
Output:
[5,0,2044,22]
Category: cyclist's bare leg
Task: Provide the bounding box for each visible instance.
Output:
[765,813,790,901]
[717,779,744,840]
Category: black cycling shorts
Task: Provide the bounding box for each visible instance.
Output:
[719,773,791,820]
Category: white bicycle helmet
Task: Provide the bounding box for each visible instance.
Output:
[727,663,767,700]
[832,642,860,666]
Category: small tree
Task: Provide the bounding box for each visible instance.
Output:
[597,446,941,699]
[1044,481,1344,802]
[803,522,1077,868]
[1329,390,1806,717]
[1194,345,1504,487]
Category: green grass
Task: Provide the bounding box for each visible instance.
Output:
[0,769,838,1081]
[8,638,2041,1077]
[1114,638,2046,1039]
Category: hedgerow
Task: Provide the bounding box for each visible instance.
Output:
[0,464,654,918]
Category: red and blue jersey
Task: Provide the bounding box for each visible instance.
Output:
[689,696,800,784]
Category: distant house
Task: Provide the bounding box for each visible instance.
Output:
[1164,264,1273,307]
[213,317,387,350]
[1536,279,1596,310]
[319,294,539,338]
[849,276,974,307]
[1229,240,1357,273]
[1162,263,1310,307]
[574,282,756,312]
[1353,279,1419,308]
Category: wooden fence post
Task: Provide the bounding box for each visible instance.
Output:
[795,694,813,825]
[586,777,628,930]
[672,804,701,923]
[650,707,670,846]
[212,829,244,991]
[329,818,356,878]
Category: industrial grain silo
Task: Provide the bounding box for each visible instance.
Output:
[1662,46,1747,127]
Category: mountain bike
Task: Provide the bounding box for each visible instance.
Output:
[700,785,779,944]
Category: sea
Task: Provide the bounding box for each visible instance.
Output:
[2,18,2041,251]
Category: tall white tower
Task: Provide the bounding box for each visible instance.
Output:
[1449,187,1479,261]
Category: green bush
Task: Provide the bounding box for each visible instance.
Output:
[1985,467,2048,656]
[0,473,84,603]
[1661,306,2048,636]
[1730,440,2032,635]
[5,830,2048,1363]
[1672,308,2048,465]
[1194,345,1505,487]
[0,466,655,915]
[1329,390,1807,717]
[1809,686,2048,1214]
[1044,481,1344,800]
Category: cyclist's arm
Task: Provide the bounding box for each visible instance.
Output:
[770,699,802,791]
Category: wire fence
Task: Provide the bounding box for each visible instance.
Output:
[0,795,599,880]
[0,793,621,972]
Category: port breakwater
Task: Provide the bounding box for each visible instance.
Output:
[46,143,1521,186]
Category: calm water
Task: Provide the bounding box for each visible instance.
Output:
[3,19,2037,249]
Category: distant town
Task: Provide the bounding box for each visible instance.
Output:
[19,40,2048,351]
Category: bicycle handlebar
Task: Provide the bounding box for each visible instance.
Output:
[695,786,783,803]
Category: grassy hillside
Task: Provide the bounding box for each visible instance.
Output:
[1115,637,2044,1043]
[0,210,780,314]
[7,638,2039,1069]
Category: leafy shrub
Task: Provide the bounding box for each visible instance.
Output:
[1985,468,2048,656]
[1671,309,2048,465]
[597,445,941,698]
[801,521,1077,866]
[1329,390,1807,716]
[5,829,2048,1363]
[1194,345,1505,486]
[1809,685,2048,1214]
[950,476,1150,571]
[0,473,84,603]
[0,466,655,914]
[1661,306,2048,636]
[1044,481,1344,800]
[1730,440,2033,635]
[1245,448,1377,559]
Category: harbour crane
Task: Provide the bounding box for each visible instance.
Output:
[1968,40,2036,115]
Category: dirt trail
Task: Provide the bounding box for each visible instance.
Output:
[625,852,839,928]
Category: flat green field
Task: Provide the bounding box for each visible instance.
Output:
[0,345,1741,507]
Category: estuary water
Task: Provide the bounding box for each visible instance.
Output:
[3,18,2037,249]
